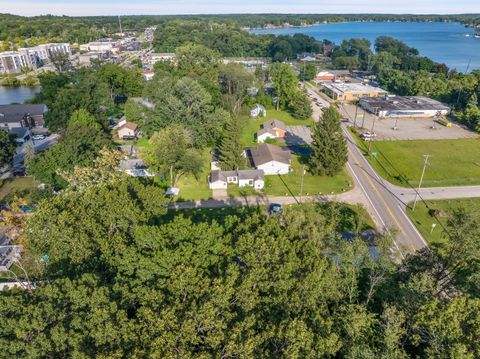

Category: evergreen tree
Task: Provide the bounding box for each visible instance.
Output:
[289,90,313,120]
[218,117,244,170]
[309,106,347,176]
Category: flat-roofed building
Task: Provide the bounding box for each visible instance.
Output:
[0,51,29,73]
[359,96,451,118]
[323,82,387,102]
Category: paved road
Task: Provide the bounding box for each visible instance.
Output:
[305,83,427,254]
[341,125,428,255]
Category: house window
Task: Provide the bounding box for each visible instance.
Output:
[227,177,236,183]
[248,180,253,186]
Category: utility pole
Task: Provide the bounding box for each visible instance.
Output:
[300,165,306,203]
[353,101,359,128]
[368,107,379,153]
[361,108,366,128]
[412,154,431,211]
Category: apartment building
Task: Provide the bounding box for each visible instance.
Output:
[0,43,71,74]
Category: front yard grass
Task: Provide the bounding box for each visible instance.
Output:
[175,148,212,201]
[406,198,480,248]
[353,133,480,187]
[263,156,352,197]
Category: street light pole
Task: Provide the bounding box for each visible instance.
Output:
[413,154,431,211]
[300,165,305,203]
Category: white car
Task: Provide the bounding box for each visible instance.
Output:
[360,131,376,141]
[32,134,47,141]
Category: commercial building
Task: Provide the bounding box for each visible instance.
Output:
[80,41,117,53]
[359,96,451,118]
[323,82,387,102]
[0,51,29,74]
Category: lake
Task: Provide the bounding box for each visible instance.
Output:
[0,86,41,105]
[252,22,480,72]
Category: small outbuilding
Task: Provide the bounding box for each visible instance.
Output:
[250,104,267,118]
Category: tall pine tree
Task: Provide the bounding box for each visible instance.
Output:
[219,117,244,170]
[309,106,348,176]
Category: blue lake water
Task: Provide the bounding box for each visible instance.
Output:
[252,22,480,72]
[0,86,40,105]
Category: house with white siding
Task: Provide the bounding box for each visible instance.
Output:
[248,144,291,175]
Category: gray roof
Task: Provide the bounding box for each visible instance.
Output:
[256,128,276,137]
[0,104,46,123]
[7,127,29,138]
[249,144,291,166]
[262,119,286,132]
[210,169,264,183]
[119,159,147,171]
[359,96,450,112]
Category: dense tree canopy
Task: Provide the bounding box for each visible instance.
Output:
[0,130,16,167]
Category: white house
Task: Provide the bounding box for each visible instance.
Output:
[249,144,291,175]
[256,119,287,143]
[209,170,264,190]
[250,104,267,118]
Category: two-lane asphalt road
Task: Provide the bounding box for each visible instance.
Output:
[305,82,428,254]
[342,126,428,255]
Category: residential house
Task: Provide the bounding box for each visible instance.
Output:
[0,104,47,130]
[248,144,291,175]
[119,159,154,177]
[256,119,287,143]
[209,169,265,190]
[250,104,267,118]
[117,122,138,140]
[0,229,22,272]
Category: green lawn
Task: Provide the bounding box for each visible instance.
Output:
[263,156,352,197]
[353,134,480,187]
[175,148,212,201]
[239,109,314,147]
[0,177,37,202]
[406,198,480,248]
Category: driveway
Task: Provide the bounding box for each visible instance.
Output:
[285,125,312,145]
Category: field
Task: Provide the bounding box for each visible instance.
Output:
[406,198,480,248]
[354,135,480,187]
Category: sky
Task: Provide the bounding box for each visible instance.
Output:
[1,0,480,17]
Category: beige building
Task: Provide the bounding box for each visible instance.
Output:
[323,82,387,102]
[117,122,138,139]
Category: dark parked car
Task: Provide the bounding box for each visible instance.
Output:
[13,169,26,177]
[268,203,282,214]
[122,135,136,141]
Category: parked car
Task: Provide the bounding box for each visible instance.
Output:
[268,203,282,214]
[32,134,46,141]
[122,135,136,141]
[360,131,377,141]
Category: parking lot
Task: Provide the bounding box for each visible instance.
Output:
[340,103,478,140]
[285,125,313,145]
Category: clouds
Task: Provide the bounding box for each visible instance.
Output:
[1,0,479,16]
